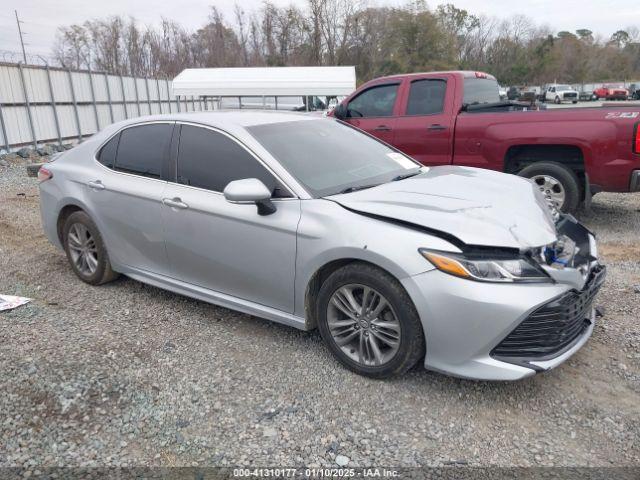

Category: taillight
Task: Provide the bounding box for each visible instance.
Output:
[634,123,640,154]
[38,166,53,183]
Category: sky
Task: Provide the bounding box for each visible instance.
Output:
[0,0,638,63]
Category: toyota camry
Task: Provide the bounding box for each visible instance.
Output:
[38,111,605,380]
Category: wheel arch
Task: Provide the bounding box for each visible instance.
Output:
[504,144,586,177]
[303,258,407,331]
[56,202,86,244]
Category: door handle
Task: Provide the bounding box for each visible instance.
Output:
[374,125,392,132]
[162,197,189,209]
[427,124,447,131]
[87,180,105,191]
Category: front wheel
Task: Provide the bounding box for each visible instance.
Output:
[316,263,425,378]
[518,162,582,213]
[554,96,561,104]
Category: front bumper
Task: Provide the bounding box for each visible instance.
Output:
[401,262,605,381]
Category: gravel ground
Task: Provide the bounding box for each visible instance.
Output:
[0,160,638,472]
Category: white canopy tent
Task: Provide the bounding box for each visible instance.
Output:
[171,66,356,111]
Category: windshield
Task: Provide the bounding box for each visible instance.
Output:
[556,85,571,91]
[463,78,501,105]
[247,119,421,197]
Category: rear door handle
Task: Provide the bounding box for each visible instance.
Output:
[162,197,189,210]
[427,124,447,131]
[87,180,105,191]
[374,125,392,132]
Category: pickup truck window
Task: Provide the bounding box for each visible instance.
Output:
[462,78,500,105]
[347,84,398,118]
[406,79,446,115]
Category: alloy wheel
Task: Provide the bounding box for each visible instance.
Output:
[532,174,566,209]
[67,223,99,276]
[327,284,401,367]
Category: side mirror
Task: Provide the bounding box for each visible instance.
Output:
[223,178,277,216]
[333,103,347,120]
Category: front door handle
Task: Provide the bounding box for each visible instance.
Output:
[162,198,189,210]
[374,125,392,132]
[87,180,105,191]
[427,124,447,131]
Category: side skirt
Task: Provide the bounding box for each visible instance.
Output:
[118,265,309,331]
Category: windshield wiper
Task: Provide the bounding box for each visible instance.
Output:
[337,184,380,194]
[391,171,421,182]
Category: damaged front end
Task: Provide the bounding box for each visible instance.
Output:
[490,214,607,371]
[530,214,604,291]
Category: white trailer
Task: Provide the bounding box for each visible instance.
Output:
[171,66,356,111]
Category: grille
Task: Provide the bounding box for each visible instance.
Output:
[564,92,577,98]
[492,265,606,361]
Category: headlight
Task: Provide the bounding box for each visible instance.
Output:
[419,249,552,283]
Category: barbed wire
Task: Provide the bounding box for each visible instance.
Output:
[0,49,57,65]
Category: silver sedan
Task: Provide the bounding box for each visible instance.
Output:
[38,112,605,380]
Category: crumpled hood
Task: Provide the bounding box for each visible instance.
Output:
[328,166,558,250]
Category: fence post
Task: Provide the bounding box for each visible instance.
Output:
[88,65,100,131]
[145,78,152,114]
[165,78,173,113]
[192,95,196,111]
[119,75,128,119]
[133,76,141,116]
[0,102,9,152]
[104,73,114,123]
[67,69,83,141]
[155,78,162,113]
[18,63,38,149]
[164,78,180,113]
[44,65,62,147]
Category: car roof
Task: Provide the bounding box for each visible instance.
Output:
[108,110,322,131]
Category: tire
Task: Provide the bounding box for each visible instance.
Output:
[316,262,425,378]
[572,100,578,104]
[518,161,582,213]
[554,96,561,104]
[62,211,119,285]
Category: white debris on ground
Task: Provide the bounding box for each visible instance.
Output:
[0,294,31,312]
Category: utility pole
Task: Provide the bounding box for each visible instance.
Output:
[15,10,27,63]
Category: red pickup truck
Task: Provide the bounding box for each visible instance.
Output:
[331,71,640,212]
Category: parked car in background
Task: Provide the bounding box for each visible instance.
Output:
[507,86,521,100]
[331,71,640,213]
[627,83,640,100]
[544,84,579,104]
[579,90,597,101]
[594,84,628,100]
[38,111,606,381]
[498,86,508,100]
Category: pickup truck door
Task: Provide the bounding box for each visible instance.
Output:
[391,76,455,166]
[342,82,401,144]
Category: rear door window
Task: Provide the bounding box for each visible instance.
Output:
[176,125,289,197]
[97,133,120,169]
[406,79,446,115]
[347,84,399,118]
[114,123,173,179]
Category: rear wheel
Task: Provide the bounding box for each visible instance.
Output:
[518,162,581,213]
[316,263,424,378]
[63,211,119,285]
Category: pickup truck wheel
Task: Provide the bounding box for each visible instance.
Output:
[554,96,561,104]
[518,162,581,213]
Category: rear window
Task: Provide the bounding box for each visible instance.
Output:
[97,133,120,169]
[114,124,173,179]
[463,78,500,105]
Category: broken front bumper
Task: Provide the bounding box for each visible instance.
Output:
[401,215,605,381]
